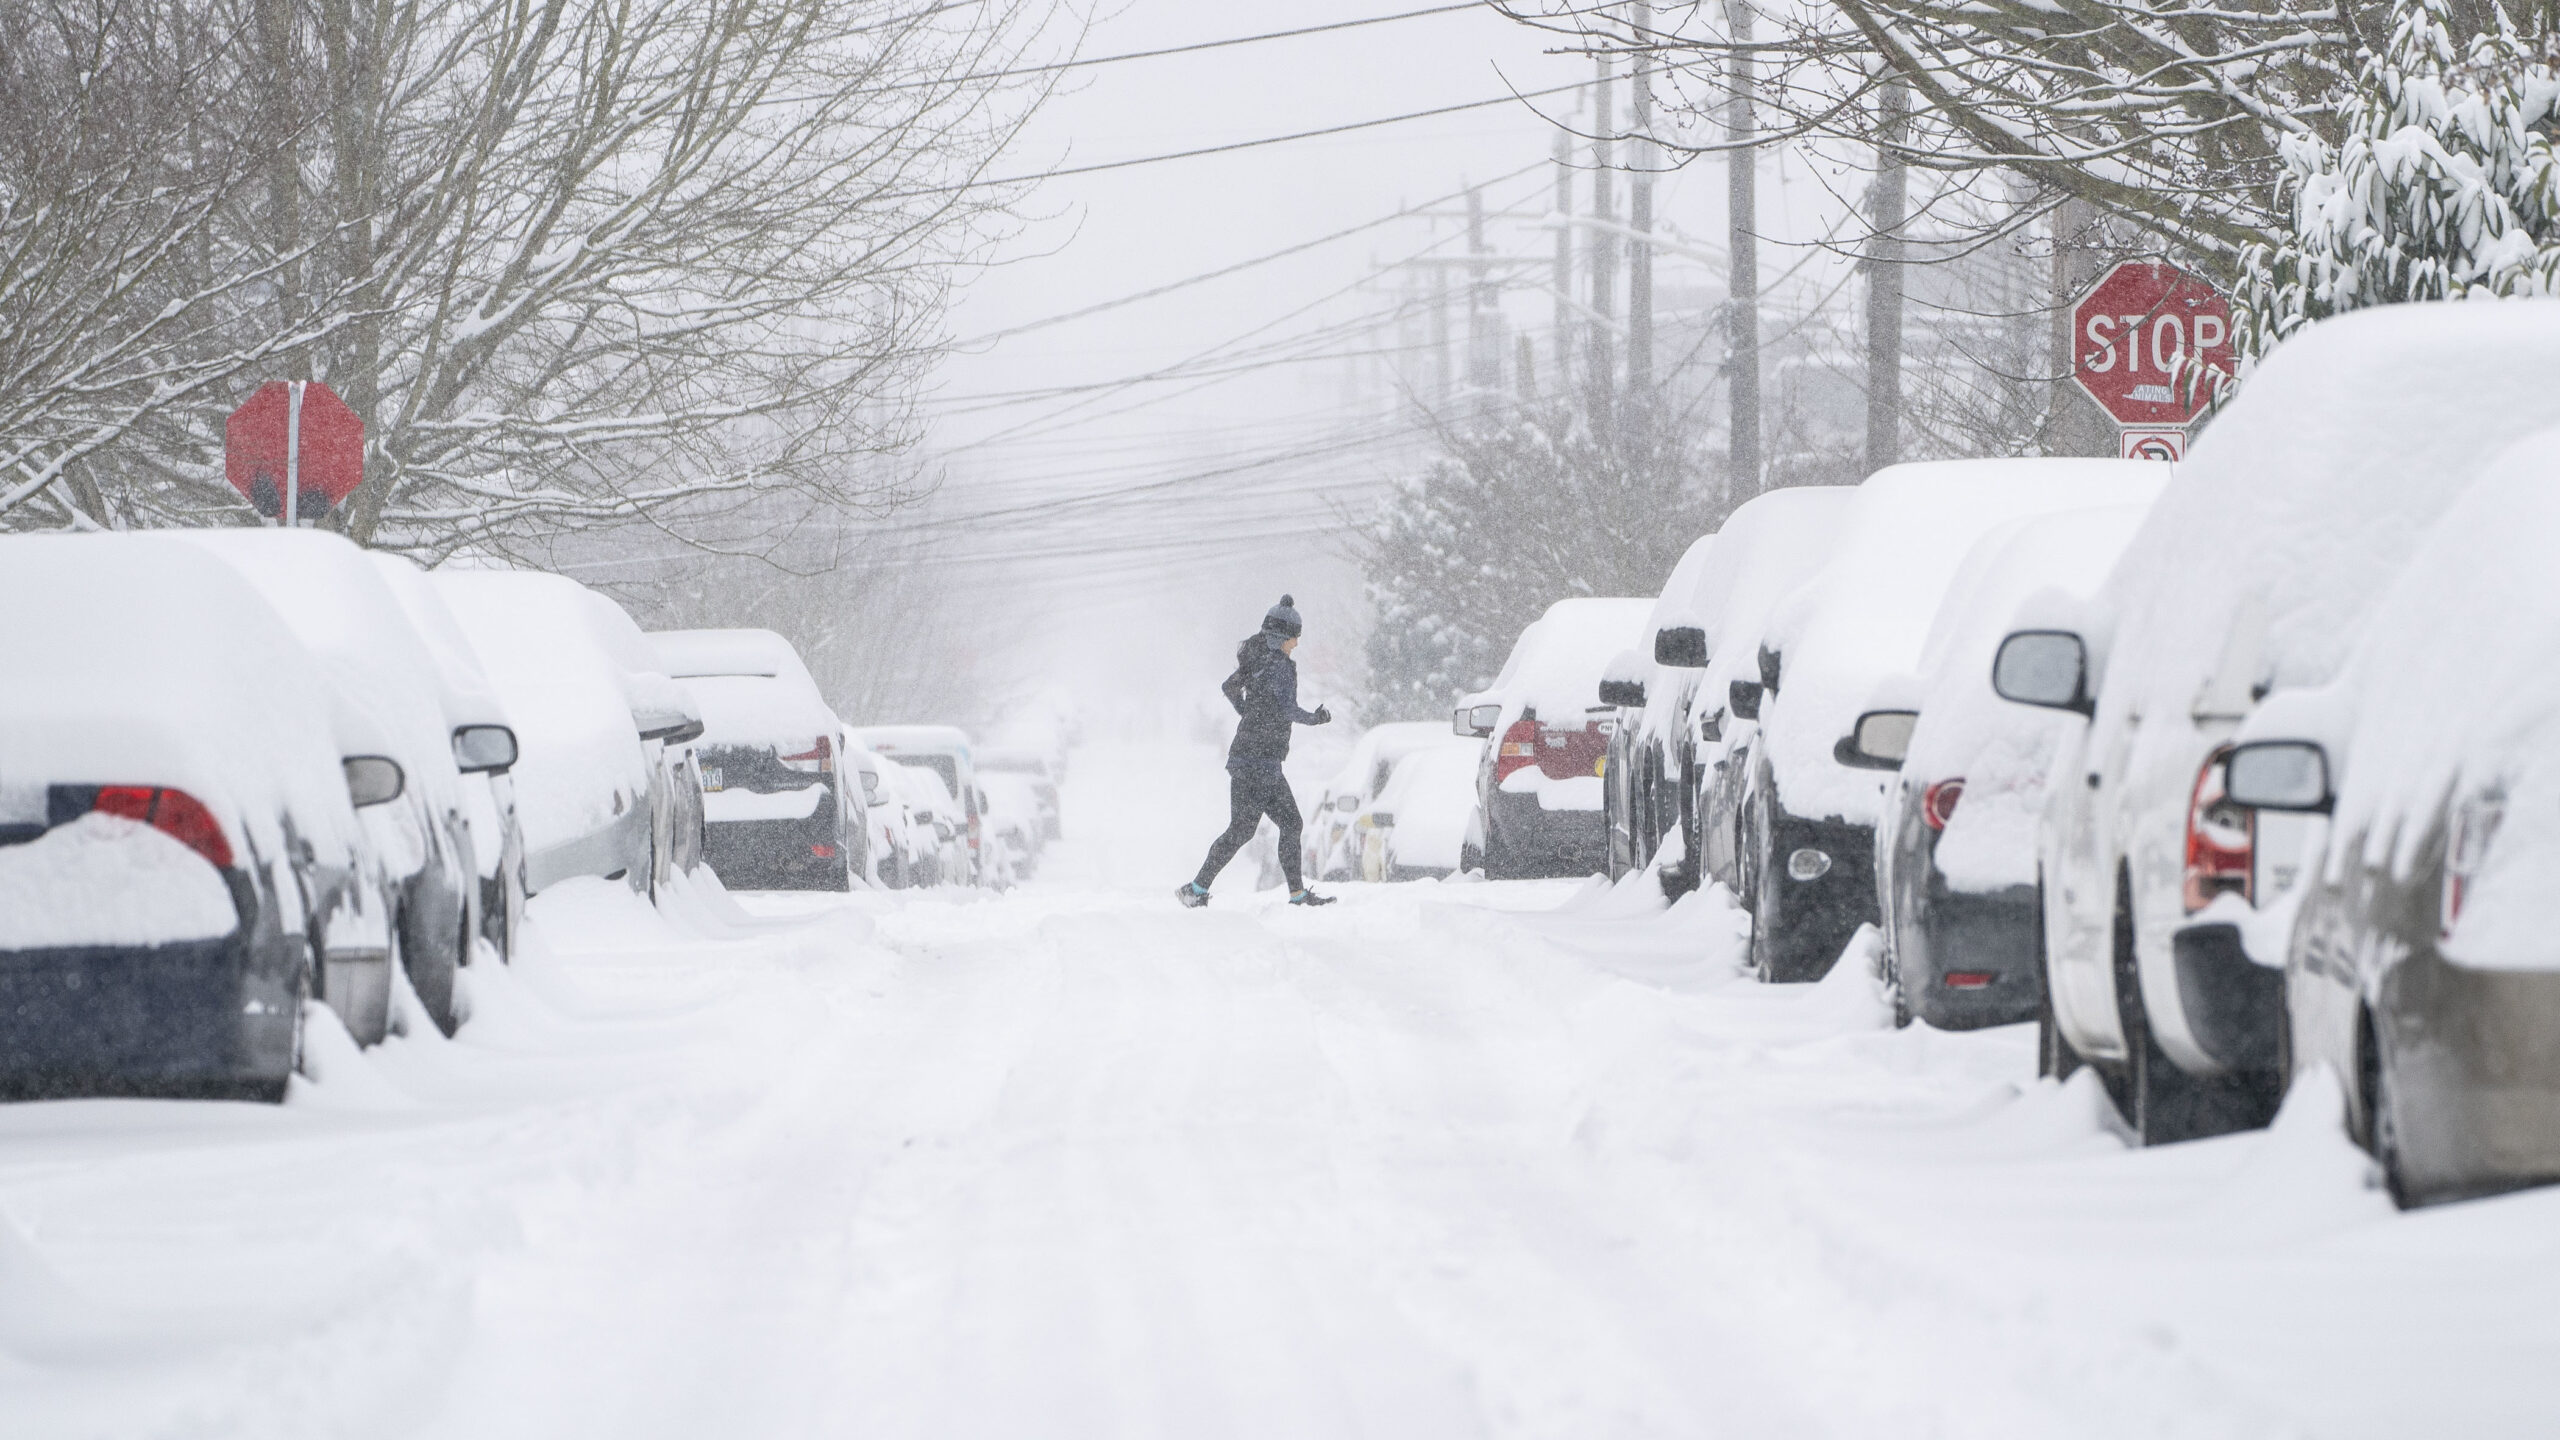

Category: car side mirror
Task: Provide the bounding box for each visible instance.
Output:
[1335,793,1360,813]
[1654,625,1708,668]
[1455,703,1499,738]
[1835,709,1918,771]
[1598,678,1646,708]
[1992,630,2094,716]
[2224,740,2333,813]
[343,755,406,808]
[639,717,706,744]
[1758,645,1783,693]
[1728,679,1762,721]
[1698,709,1724,744]
[860,772,881,803]
[451,724,518,775]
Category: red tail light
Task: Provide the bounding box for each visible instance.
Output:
[1493,717,1540,781]
[86,786,234,869]
[780,735,834,774]
[2442,796,2504,940]
[2182,748,2252,913]
[1943,971,1995,989]
[810,843,837,859]
[1922,779,1964,831]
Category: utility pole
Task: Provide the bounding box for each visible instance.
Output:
[1865,79,1908,475]
[1724,0,1762,495]
[1588,55,1617,439]
[1627,8,1656,452]
[1552,130,1575,400]
[1431,263,1454,410]
[1467,186,1502,413]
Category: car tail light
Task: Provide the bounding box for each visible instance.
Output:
[1493,717,1540,781]
[810,843,837,859]
[1922,779,1964,831]
[779,735,834,774]
[2442,795,2504,939]
[72,785,234,869]
[2182,747,2253,913]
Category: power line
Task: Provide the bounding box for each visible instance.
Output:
[882,81,1587,201]
[867,3,1485,94]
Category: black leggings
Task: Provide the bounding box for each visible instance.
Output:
[1195,765,1303,892]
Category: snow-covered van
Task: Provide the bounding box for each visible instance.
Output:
[1994,302,2560,1146]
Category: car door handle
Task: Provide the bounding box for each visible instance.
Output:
[2086,772,2102,789]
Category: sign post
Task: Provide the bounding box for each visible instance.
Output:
[226,381,364,524]
[2069,262,2234,462]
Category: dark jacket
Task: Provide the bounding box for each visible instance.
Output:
[1222,633,1321,768]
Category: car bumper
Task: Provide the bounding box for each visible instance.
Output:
[1757,808,1876,982]
[1487,789,1606,876]
[2170,922,2284,1073]
[1903,881,2040,1029]
[2381,956,2560,1202]
[0,931,299,1100]
[703,816,848,891]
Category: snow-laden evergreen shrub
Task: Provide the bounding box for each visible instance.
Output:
[2239,0,2560,353]
[1361,409,1717,726]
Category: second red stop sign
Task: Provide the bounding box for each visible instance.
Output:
[2071,262,2234,428]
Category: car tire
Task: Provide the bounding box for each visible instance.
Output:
[403,901,462,1039]
[2358,1009,2414,1208]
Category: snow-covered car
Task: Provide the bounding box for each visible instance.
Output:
[174,530,495,1037]
[1362,740,1487,881]
[651,629,849,892]
[885,760,967,886]
[2222,431,2560,1204]
[438,573,705,900]
[855,725,982,885]
[1743,459,2163,984]
[1674,488,1860,902]
[0,535,379,1099]
[978,748,1061,842]
[1455,598,1654,878]
[366,554,527,966]
[1876,503,2158,1030]
[841,732,918,887]
[1306,722,1467,882]
[1993,303,2560,1146]
[979,771,1046,882]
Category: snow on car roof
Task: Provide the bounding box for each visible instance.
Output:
[1761,459,2166,825]
[365,553,511,730]
[0,534,360,870]
[2100,301,2560,732]
[1473,597,1654,722]
[2247,427,2560,968]
[1324,721,1463,799]
[434,569,653,856]
[170,529,469,813]
[855,724,974,757]
[648,629,834,752]
[1646,486,1858,746]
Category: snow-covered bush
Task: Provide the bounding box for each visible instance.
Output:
[2239,0,2560,351]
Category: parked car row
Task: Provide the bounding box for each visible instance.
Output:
[1583,301,2560,1208]
[0,529,1036,1103]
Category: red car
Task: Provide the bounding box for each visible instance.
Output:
[1455,599,1653,879]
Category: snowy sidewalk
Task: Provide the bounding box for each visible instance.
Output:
[0,743,2554,1438]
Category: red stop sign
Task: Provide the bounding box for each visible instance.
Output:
[226,381,365,520]
[2071,262,2234,427]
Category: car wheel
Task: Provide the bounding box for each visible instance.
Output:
[2358,1009,2415,1208]
[403,902,462,1039]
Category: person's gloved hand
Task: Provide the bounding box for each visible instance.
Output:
[1311,704,1332,725]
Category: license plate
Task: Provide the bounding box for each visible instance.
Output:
[702,767,723,792]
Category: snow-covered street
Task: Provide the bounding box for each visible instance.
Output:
[5,741,2555,1439]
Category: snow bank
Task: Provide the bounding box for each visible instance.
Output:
[0,535,361,883]
[1761,460,2166,826]
[1904,504,2161,891]
[0,813,240,948]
